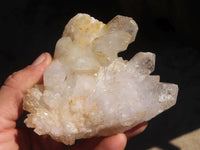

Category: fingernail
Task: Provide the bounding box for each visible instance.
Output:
[31,53,46,66]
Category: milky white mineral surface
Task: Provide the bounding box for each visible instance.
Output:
[23,13,178,145]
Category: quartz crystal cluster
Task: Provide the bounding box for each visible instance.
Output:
[23,13,178,145]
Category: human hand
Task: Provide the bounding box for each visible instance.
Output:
[0,53,147,150]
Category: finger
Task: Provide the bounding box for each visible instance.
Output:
[125,122,148,139]
[69,137,103,150]
[94,133,127,150]
[70,133,127,150]
[0,53,52,125]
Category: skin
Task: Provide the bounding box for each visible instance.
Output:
[0,53,147,150]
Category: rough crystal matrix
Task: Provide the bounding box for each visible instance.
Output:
[23,13,178,145]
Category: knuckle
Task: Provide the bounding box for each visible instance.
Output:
[5,72,19,85]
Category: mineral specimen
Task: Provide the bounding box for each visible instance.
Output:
[23,13,178,145]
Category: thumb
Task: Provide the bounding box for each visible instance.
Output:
[0,53,52,123]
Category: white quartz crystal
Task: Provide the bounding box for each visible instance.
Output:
[23,13,178,145]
